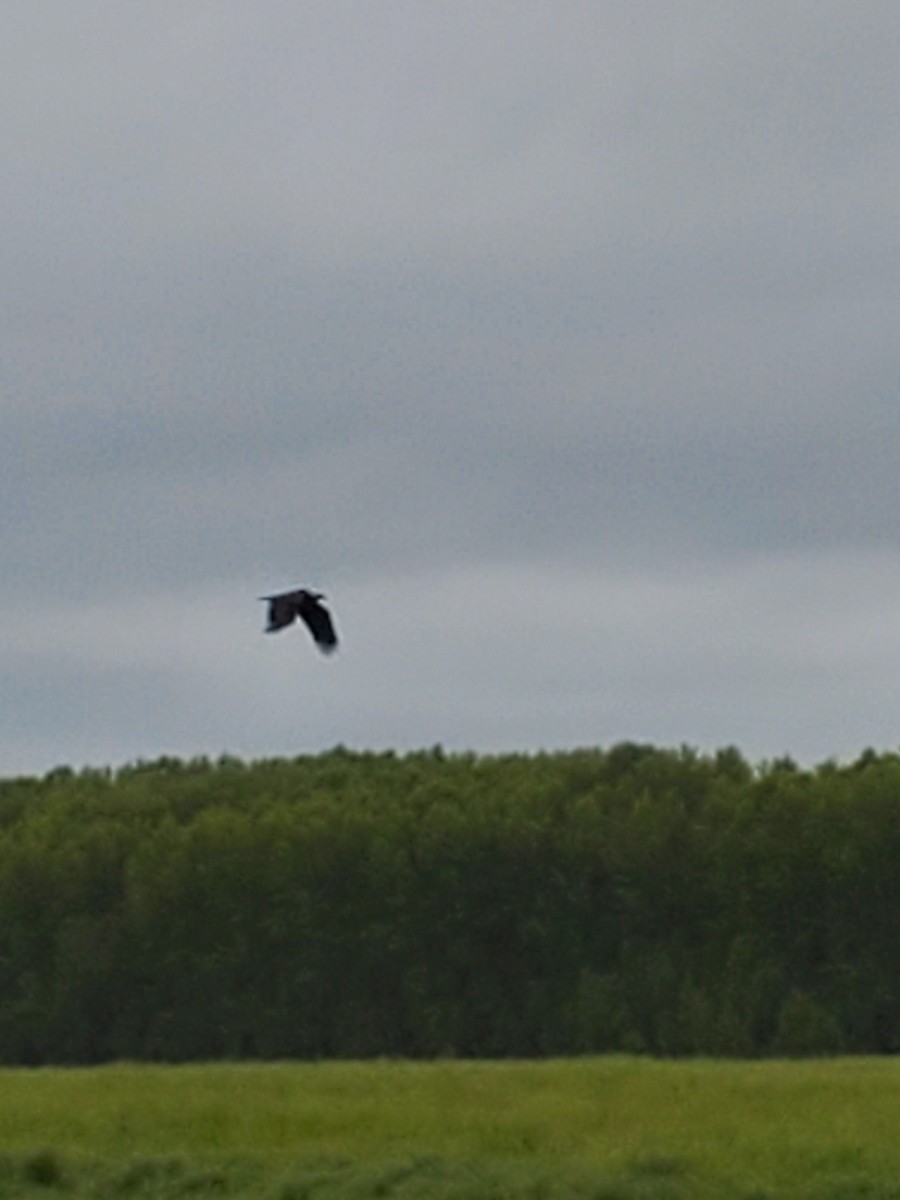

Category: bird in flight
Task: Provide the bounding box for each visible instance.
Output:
[260,588,339,653]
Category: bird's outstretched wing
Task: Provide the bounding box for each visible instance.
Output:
[261,593,298,632]
[296,591,338,652]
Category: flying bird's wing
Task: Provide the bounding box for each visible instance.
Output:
[261,592,298,632]
[297,591,338,653]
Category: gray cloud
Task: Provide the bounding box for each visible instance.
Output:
[4,3,900,772]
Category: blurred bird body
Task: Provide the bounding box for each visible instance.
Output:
[260,588,338,653]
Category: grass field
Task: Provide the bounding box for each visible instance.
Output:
[0,1056,897,1198]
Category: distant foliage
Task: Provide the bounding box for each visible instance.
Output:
[0,743,899,1063]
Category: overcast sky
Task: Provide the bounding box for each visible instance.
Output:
[4,2,900,776]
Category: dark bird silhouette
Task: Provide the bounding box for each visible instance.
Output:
[260,588,339,653]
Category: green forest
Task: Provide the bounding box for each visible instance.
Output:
[0,742,898,1065]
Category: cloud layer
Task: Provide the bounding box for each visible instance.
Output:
[4,3,900,773]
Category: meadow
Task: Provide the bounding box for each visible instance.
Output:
[0,1056,898,1199]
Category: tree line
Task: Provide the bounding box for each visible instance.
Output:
[0,742,898,1063]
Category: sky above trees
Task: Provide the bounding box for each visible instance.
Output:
[4,3,900,773]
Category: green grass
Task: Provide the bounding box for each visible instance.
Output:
[0,1057,898,1198]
